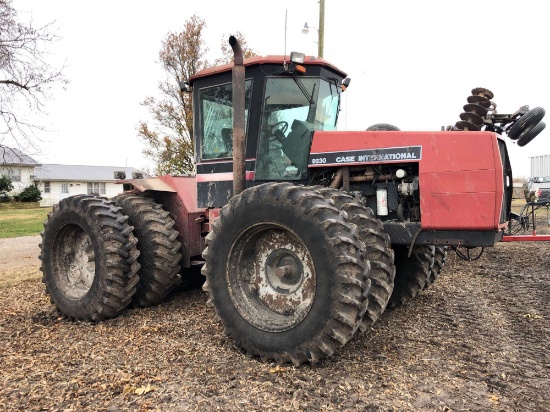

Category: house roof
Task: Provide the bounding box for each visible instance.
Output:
[0,145,40,166]
[33,164,138,182]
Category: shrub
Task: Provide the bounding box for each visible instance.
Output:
[17,185,42,202]
[0,175,14,194]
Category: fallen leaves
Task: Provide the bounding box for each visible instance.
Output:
[0,243,549,410]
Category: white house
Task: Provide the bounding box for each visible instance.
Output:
[0,145,40,194]
[33,164,138,207]
[1,145,139,207]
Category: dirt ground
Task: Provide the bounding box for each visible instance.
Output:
[0,229,549,411]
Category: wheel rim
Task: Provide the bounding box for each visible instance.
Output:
[227,223,316,332]
[52,224,95,299]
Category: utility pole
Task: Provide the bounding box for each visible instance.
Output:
[318,0,325,58]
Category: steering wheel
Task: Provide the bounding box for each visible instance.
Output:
[269,121,289,142]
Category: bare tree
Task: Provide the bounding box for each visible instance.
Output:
[214,31,258,66]
[138,15,207,176]
[0,0,66,152]
[139,16,257,176]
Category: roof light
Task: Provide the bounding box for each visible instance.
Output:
[290,52,305,64]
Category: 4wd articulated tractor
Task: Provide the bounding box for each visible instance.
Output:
[40,37,547,365]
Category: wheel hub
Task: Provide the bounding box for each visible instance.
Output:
[53,225,95,299]
[227,224,316,332]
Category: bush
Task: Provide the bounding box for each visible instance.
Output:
[17,185,42,202]
[0,175,14,194]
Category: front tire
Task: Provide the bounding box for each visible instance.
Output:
[40,195,140,321]
[202,183,369,365]
[114,194,182,307]
[315,188,395,333]
[388,245,433,308]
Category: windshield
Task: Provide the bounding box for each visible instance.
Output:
[255,77,340,180]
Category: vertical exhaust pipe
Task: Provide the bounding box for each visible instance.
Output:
[230,35,246,196]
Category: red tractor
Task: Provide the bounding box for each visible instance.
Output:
[39,37,546,365]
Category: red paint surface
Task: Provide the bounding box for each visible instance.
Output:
[311,130,504,230]
[502,235,550,242]
[158,175,203,214]
[196,171,255,182]
[154,175,206,261]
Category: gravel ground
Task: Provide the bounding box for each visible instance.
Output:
[0,223,549,411]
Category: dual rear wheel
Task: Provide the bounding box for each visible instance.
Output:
[40,194,182,321]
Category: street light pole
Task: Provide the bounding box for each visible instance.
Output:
[318,0,325,58]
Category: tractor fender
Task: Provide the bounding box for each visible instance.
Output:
[119,175,206,268]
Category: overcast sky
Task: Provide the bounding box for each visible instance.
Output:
[9,0,550,177]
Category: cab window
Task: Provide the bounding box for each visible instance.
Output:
[199,80,252,160]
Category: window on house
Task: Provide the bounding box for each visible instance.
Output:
[44,182,51,193]
[7,169,21,182]
[87,182,106,195]
[61,183,69,194]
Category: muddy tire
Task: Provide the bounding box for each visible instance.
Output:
[114,194,182,307]
[388,245,433,308]
[315,188,395,333]
[425,246,447,288]
[40,195,140,321]
[202,183,369,365]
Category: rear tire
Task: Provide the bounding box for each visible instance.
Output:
[315,188,395,333]
[202,183,369,365]
[114,194,182,307]
[40,195,140,321]
[366,123,401,131]
[425,246,447,288]
[388,245,433,308]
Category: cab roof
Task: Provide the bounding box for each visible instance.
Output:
[189,55,347,85]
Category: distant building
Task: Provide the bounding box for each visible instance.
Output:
[1,145,139,207]
[33,164,138,207]
[0,145,41,193]
[530,155,549,178]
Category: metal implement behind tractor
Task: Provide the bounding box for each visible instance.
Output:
[39,37,547,365]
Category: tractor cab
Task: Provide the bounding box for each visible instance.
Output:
[188,53,349,207]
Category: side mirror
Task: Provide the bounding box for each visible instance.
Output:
[179,81,191,93]
[342,78,351,91]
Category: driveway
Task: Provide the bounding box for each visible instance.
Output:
[0,235,41,272]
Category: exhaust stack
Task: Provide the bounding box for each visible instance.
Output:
[230,35,246,196]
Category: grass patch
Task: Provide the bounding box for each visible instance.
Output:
[0,208,51,239]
